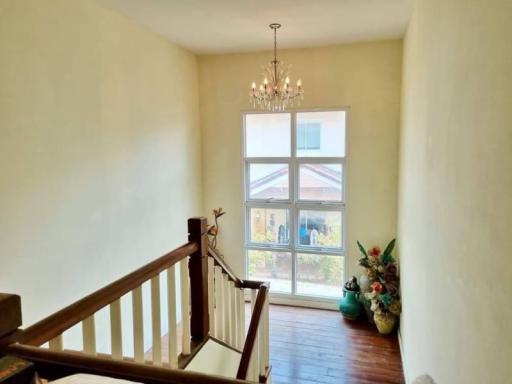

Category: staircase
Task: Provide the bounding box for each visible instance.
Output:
[0,218,271,384]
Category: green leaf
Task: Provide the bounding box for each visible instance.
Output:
[382,238,396,257]
[381,252,396,265]
[357,240,368,257]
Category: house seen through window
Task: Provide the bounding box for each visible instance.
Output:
[243,110,347,300]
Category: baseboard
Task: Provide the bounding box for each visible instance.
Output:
[398,328,410,384]
[244,292,338,311]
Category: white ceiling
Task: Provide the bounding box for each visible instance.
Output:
[100,0,410,55]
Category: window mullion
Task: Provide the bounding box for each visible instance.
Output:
[290,111,297,295]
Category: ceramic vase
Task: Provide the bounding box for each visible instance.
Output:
[374,312,396,334]
[358,274,371,293]
[339,289,363,320]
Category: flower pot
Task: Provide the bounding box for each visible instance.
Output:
[339,289,363,320]
[374,312,396,334]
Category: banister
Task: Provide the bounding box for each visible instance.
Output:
[21,241,198,346]
[7,343,251,384]
[207,247,243,287]
[236,282,269,380]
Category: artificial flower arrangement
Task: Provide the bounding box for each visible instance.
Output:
[207,208,226,250]
[357,239,401,333]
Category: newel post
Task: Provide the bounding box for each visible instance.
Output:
[0,293,22,350]
[188,217,209,341]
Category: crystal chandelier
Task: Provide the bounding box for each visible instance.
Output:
[250,23,304,111]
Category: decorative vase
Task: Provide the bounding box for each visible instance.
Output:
[374,312,397,334]
[358,274,371,293]
[339,289,363,320]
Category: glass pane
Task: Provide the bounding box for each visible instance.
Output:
[245,113,291,157]
[249,164,289,200]
[248,250,292,293]
[299,164,342,201]
[297,254,344,298]
[298,210,342,248]
[249,207,289,245]
[296,111,346,157]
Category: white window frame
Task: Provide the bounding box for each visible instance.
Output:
[242,108,349,307]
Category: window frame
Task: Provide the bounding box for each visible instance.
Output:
[242,108,348,304]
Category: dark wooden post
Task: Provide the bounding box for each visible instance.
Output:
[187,217,209,341]
[0,293,22,350]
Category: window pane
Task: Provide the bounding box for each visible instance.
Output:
[297,254,344,298]
[297,123,321,150]
[298,210,342,248]
[249,207,289,245]
[296,111,346,157]
[249,164,289,200]
[299,164,342,201]
[248,250,292,293]
[245,113,291,157]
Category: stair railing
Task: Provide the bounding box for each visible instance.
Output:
[207,248,270,382]
[0,217,271,383]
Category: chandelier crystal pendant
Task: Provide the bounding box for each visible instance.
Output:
[250,23,303,111]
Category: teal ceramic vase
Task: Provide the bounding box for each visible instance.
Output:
[339,289,363,320]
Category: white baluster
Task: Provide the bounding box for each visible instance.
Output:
[207,257,215,337]
[132,286,144,363]
[110,299,122,360]
[48,334,63,351]
[223,274,230,344]
[167,265,178,368]
[229,281,237,348]
[151,275,162,365]
[180,258,191,355]
[264,295,270,373]
[214,266,224,340]
[238,288,245,349]
[82,315,96,355]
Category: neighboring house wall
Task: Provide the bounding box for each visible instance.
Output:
[398,0,512,382]
[0,0,202,353]
[199,40,402,279]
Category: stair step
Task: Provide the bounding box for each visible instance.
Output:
[184,337,241,379]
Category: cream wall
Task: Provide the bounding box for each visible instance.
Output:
[398,0,512,382]
[0,0,202,335]
[199,40,402,281]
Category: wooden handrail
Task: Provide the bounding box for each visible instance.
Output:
[7,343,250,384]
[21,241,198,346]
[236,282,269,380]
[207,247,243,287]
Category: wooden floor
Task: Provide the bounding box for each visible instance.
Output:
[152,304,404,384]
[268,305,404,384]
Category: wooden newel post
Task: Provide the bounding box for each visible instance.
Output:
[188,217,209,341]
[0,293,22,350]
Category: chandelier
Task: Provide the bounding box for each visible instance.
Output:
[250,23,303,111]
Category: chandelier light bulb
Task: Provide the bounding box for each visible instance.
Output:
[249,23,304,111]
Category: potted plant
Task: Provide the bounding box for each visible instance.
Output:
[357,239,401,334]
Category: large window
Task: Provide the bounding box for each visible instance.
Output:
[243,109,347,300]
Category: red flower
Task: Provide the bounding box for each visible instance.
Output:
[368,246,381,257]
[371,282,383,293]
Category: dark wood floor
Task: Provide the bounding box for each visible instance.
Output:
[268,305,404,384]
